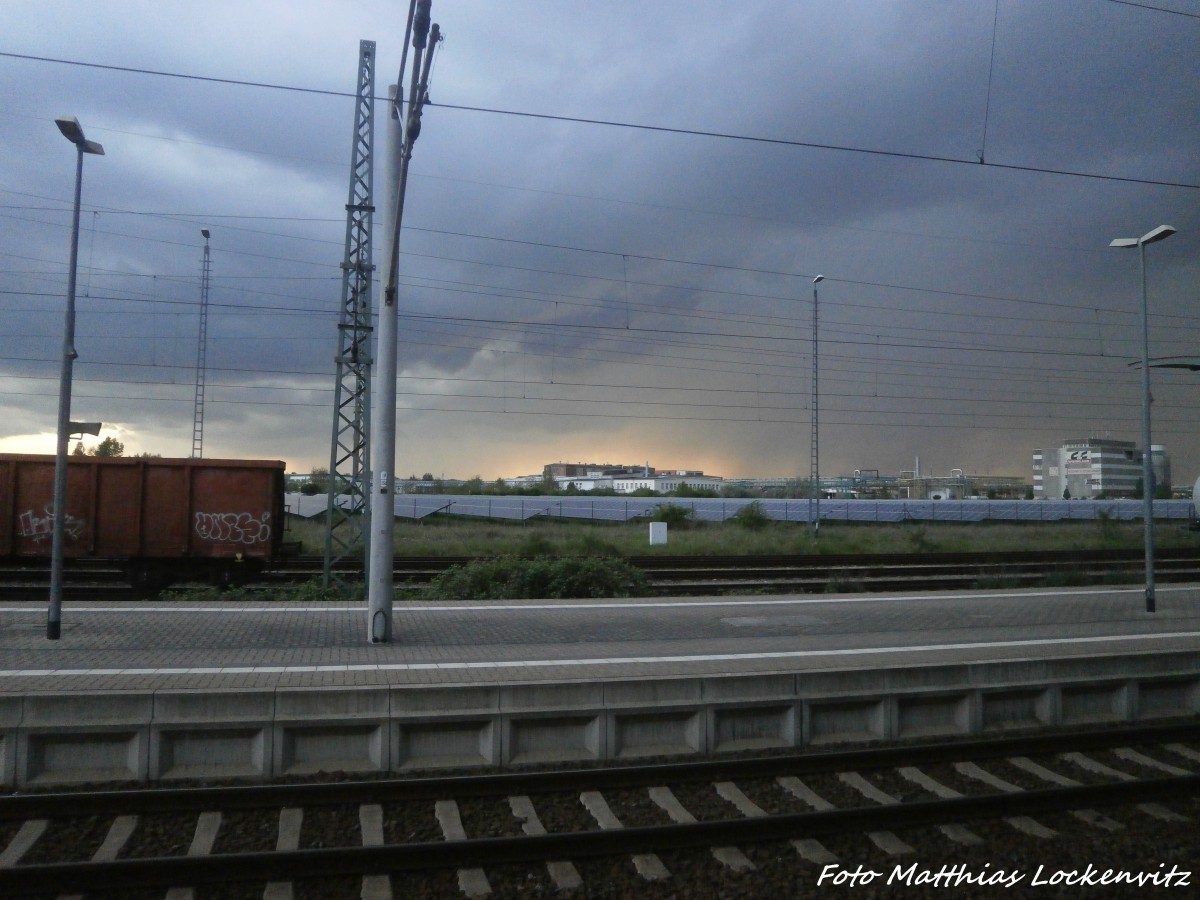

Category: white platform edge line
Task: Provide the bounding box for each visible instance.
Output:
[0,631,1197,678]
[0,584,1193,615]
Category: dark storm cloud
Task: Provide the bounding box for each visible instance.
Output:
[1,0,1197,483]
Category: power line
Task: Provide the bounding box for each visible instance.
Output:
[1105,0,1200,18]
[2,172,1143,259]
[7,385,1195,435]
[425,100,1200,191]
[8,354,1195,419]
[0,51,355,98]
[6,196,1196,327]
[2,50,1196,191]
[7,264,1197,376]
[6,281,1196,376]
[393,310,1142,361]
[11,358,1189,409]
[10,194,1199,349]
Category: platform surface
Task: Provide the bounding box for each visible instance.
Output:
[2,584,1198,694]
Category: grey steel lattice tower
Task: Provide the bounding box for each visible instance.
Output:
[191,229,211,458]
[324,39,376,585]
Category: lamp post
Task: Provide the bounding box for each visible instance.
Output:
[1109,224,1175,614]
[48,116,104,640]
[810,275,824,539]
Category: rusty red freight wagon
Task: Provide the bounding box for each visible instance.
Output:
[0,454,286,590]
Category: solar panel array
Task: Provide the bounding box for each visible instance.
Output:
[287,493,1196,524]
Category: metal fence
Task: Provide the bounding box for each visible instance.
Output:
[288,493,1197,524]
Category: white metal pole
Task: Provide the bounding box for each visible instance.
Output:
[810,275,823,539]
[1112,225,1173,613]
[1138,240,1156,614]
[366,85,403,643]
[48,144,85,641]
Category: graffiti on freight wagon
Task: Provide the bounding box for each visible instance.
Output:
[194,511,271,545]
[17,507,85,544]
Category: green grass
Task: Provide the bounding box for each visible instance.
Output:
[165,517,1194,604]
[286,515,1200,559]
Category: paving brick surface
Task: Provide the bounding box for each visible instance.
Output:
[1,586,1197,693]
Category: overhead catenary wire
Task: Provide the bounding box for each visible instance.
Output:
[6,257,1199,379]
[1104,0,1200,18]
[6,198,1197,329]
[7,358,1196,416]
[6,290,1191,367]
[0,50,1196,191]
[7,205,1198,369]
[977,0,1000,164]
[4,386,1196,435]
[4,330,1197,420]
[9,228,1200,339]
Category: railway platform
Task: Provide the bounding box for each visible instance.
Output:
[1,584,1198,786]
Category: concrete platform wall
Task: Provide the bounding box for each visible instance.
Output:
[3,651,1198,786]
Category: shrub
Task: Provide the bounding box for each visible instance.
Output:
[731,502,771,531]
[650,503,694,529]
[428,556,648,600]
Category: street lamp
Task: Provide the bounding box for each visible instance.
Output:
[1109,224,1175,614]
[810,275,824,539]
[48,116,104,640]
[1127,356,1200,372]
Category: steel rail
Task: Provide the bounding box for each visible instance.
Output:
[1,548,1197,601]
[4,547,1199,581]
[1,774,1196,895]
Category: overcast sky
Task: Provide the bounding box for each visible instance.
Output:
[2,1,1198,486]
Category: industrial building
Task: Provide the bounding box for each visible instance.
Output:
[610,471,724,494]
[542,462,651,479]
[811,469,1024,500]
[889,473,1019,500]
[1032,438,1169,499]
[535,460,1025,499]
[520,462,723,494]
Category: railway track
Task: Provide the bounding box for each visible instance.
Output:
[3,548,1199,599]
[628,548,1200,594]
[1,722,1196,897]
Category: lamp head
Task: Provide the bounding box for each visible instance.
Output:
[55,116,84,143]
[812,275,825,284]
[1110,226,1177,249]
[1141,225,1176,245]
[55,116,104,155]
[201,229,210,240]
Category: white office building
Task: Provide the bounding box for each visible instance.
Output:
[612,471,724,494]
[1032,438,1167,499]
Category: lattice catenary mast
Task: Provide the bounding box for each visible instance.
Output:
[324,39,377,586]
[191,228,211,458]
